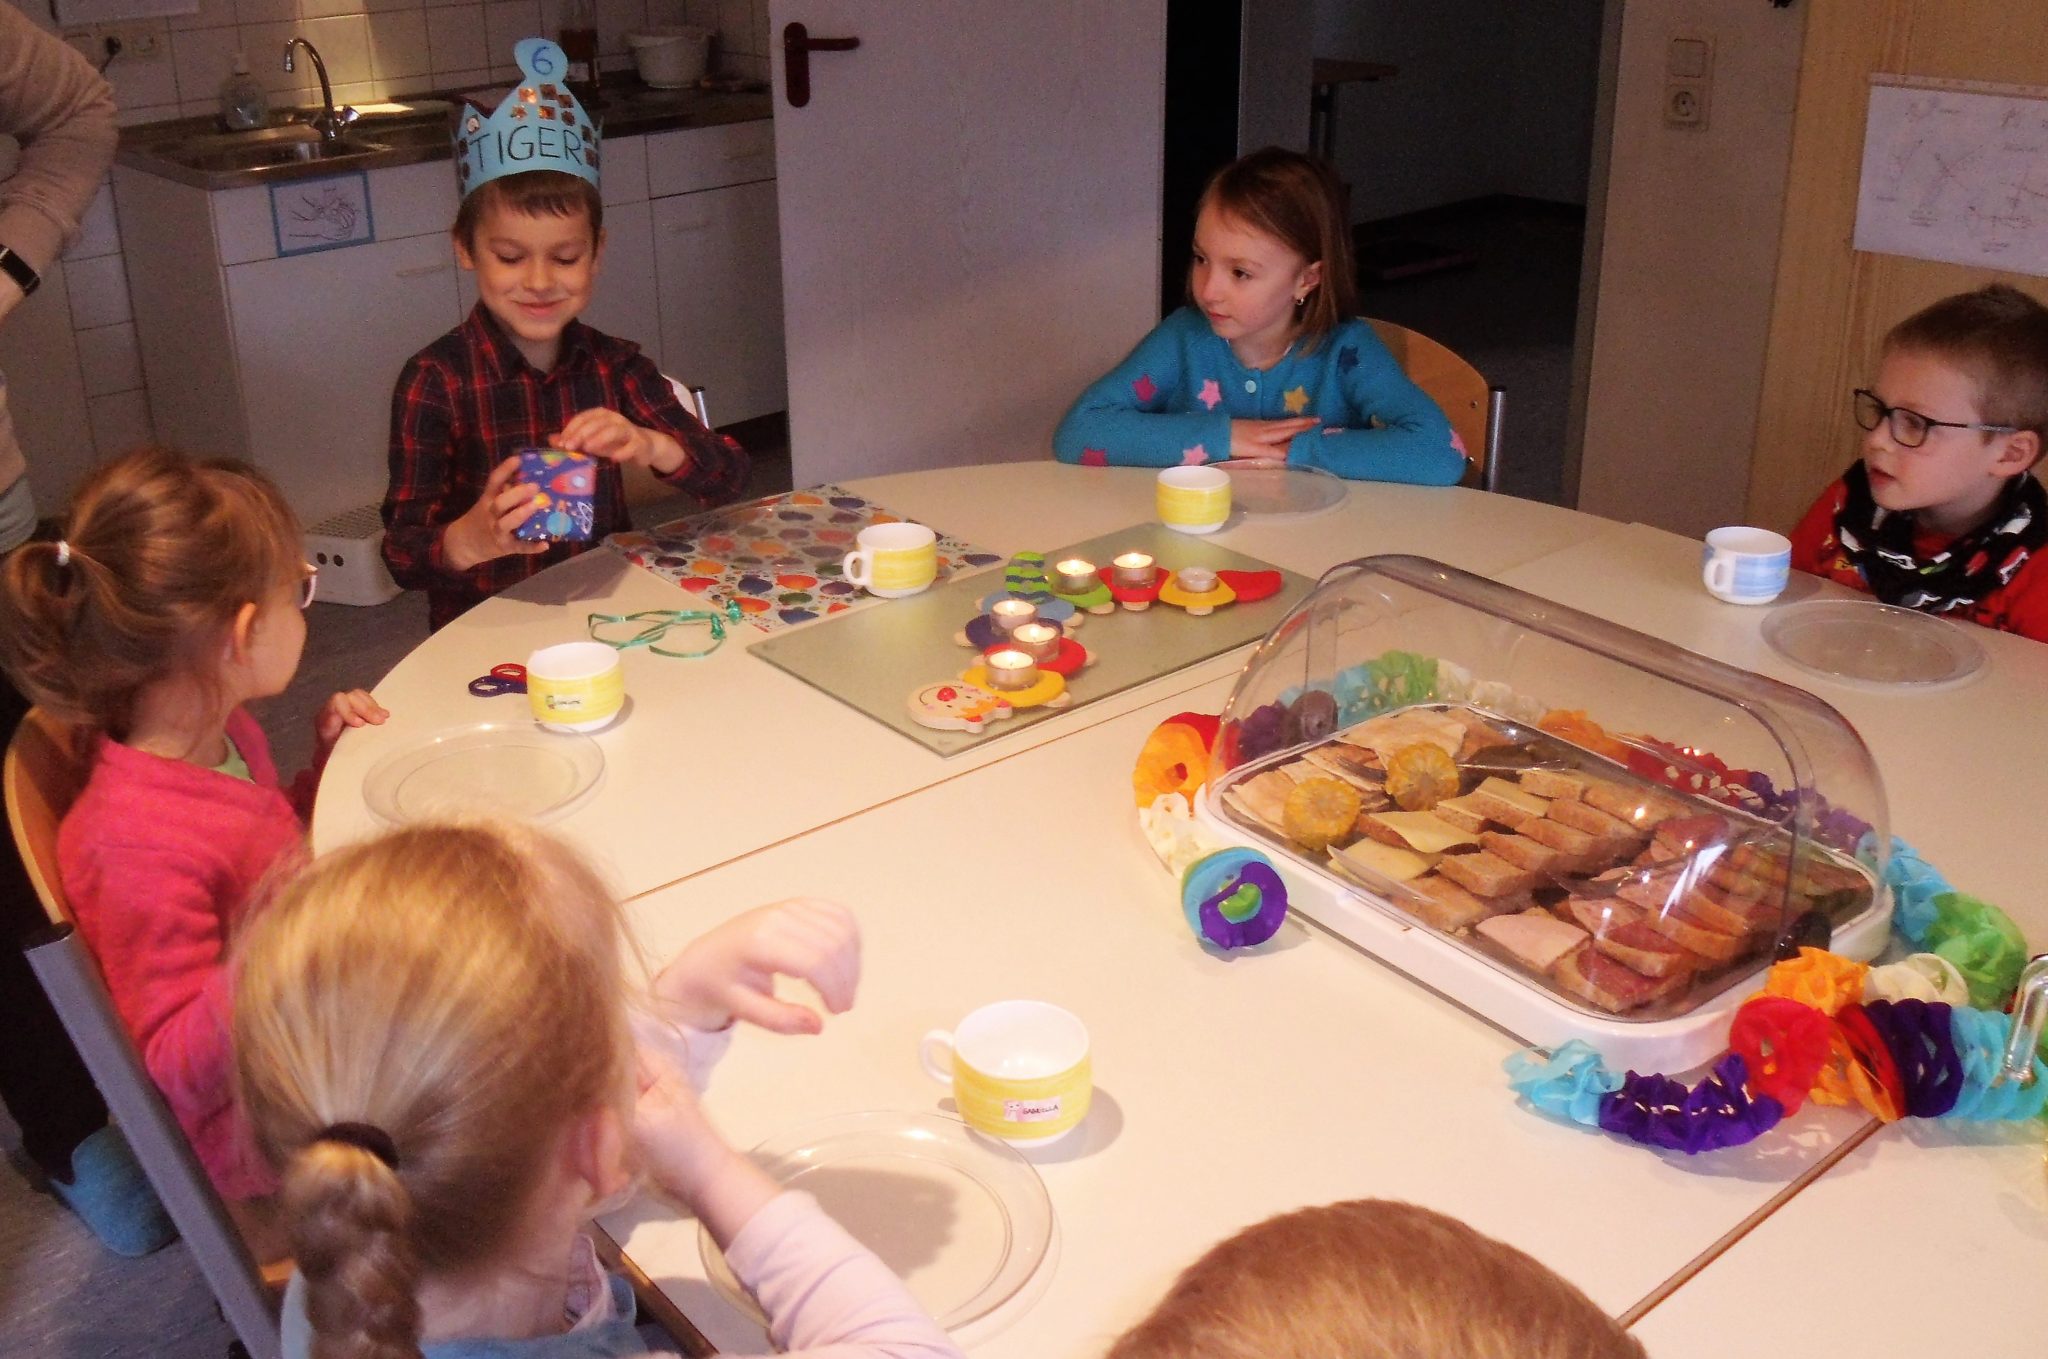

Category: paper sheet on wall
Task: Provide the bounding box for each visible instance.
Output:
[1855,78,2048,276]
[53,0,197,23]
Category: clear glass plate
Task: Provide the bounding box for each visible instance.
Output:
[360,721,605,825]
[699,1111,1053,1333]
[1219,460,1348,518]
[1762,598,1988,691]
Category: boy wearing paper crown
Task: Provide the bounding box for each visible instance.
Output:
[382,39,749,629]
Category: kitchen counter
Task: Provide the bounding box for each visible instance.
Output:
[117,80,772,190]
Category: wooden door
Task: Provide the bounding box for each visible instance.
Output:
[770,1,1167,485]
[1748,0,2048,530]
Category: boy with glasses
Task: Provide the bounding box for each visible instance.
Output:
[1791,284,2048,642]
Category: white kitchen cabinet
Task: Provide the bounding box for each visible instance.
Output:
[227,234,460,521]
[651,174,784,425]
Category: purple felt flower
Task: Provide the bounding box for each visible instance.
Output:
[1196,858,1288,950]
[1597,1054,1785,1154]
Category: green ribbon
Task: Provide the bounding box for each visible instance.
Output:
[587,603,744,659]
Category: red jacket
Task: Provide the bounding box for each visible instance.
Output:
[1789,476,2048,644]
[58,709,306,1199]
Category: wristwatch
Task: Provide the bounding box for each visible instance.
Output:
[0,245,39,297]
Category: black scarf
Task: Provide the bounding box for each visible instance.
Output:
[1833,460,2048,614]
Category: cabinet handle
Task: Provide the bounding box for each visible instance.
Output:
[396,261,452,278]
[783,22,858,109]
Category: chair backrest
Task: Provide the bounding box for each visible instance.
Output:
[1365,318,1504,492]
[620,377,716,511]
[4,709,283,1359]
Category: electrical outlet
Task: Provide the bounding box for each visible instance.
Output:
[1665,79,1709,129]
[63,23,163,64]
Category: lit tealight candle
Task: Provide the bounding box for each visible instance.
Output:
[984,649,1039,691]
[1175,566,1217,594]
[991,599,1037,633]
[1011,621,1061,662]
[1054,558,1100,594]
[1112,551,1157,588]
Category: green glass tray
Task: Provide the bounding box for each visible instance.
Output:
[751,523,1314,756]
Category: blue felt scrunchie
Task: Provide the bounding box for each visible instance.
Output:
[1503,1040,1620,1128]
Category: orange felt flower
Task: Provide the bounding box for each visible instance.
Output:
[1757,948,1868,1017]
[1134,719,1215,809]
[1537,709,1631,761]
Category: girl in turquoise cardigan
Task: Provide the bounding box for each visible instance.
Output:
[1054,148,1465,485]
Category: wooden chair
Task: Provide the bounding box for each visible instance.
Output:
[620,378,714,510]
[1366,318,1506,492]
[4,709,283,1359]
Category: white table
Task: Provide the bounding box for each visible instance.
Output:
[313,469,2047,1357]
[314,465,1618,897]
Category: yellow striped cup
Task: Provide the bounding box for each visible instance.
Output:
[842,521,938,597]
[1156,464,1232,534]
[919,1000,1091,1145]
[525,641,624,732]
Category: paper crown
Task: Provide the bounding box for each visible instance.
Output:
[453,38,600,199]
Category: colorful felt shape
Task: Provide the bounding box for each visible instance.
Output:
[1157,572,1237,615]
[985,635,1090,677]
[514,448,598,541]
[1050,581,1117,614]
[976,587,1079,626]
[1181,848,1289,951]
[1106,572,1166,611]
[906,681,1013,734]
[1134,717,1214,808]
[1216,569,1283,602]
[959,663,1070,710]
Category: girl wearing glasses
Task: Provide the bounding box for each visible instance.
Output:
[1791,284,2048,642]
[0,447,386,1223]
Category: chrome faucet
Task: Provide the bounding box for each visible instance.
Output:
[282,38,357,142]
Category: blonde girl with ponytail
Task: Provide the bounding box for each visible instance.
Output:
[0,446,386,1206]
[233,821,961,1359]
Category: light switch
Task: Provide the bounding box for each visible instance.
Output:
[1668,38,1710,79]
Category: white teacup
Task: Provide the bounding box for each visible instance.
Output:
[920,1000,1092,1145]
[842,522,938,598]
[1701,526,1792,606]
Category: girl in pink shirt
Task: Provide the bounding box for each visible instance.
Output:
[0,447,387,1206]
[233,822,958,1359]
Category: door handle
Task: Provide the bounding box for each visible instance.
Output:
[783,22,858,109]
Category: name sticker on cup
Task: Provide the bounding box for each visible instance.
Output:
[1003,1097,1063,1123]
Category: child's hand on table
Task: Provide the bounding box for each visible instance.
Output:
[555,407,688,476]
[314,689,389,757]
[1229,416,1318,461]
[442,455,548,570]
[652,898,861,1036]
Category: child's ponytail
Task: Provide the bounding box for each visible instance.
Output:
[284,1141,423,1359]
[0,446,303,737]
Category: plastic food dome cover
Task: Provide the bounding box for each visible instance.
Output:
[1195,555,1891,1071]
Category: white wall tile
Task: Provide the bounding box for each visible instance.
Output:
[75,323,146,397]
[243,22,319,97]
[172,24,243,105]
[234,0,297,24]
[64,254,133,329]
[714,0,745,55]
[300,0,361,20]
[363,0,423,12]
[293,15,373,83]
[101,33,182,109]
[438,65,494,89]
[681,0,713,25]
[427,4,487,73]
[367,7,431,78]
[485,0,541,61]
[593,0,643,56]
[748,0,764,60]
[62,184,122,261]
[115,101,181,126]
[87,390,156,458]
[169,0,238,32]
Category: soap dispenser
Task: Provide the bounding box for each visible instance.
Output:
[218,53,268,131]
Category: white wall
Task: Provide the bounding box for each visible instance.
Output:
[0,0,769,511]
[1239,0,1311,154]
[1574,0,1805,534]
[1311,0,1603,222]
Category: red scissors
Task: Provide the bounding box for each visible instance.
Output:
[467,662,528,697]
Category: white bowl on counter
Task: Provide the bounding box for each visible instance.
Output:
[626,27,713,89]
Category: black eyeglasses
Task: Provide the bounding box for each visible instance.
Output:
[1852,388,2016,449]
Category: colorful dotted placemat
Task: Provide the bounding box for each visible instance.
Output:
[606,485,1003,631]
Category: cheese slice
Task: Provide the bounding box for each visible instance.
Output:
[1476,776,1550,817]
[1362,810,1480,854]
[1329,838,1440,884]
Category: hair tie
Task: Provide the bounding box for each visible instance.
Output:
[54,540,71,568]
[315,1121,401,1170]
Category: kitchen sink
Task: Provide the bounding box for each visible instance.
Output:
[157,125,391,174]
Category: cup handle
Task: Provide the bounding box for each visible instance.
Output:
[1703,554,1731,594]
[843,549,871,587]
[918,1030,955,1087]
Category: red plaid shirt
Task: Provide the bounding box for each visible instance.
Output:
[383,304,749,629]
